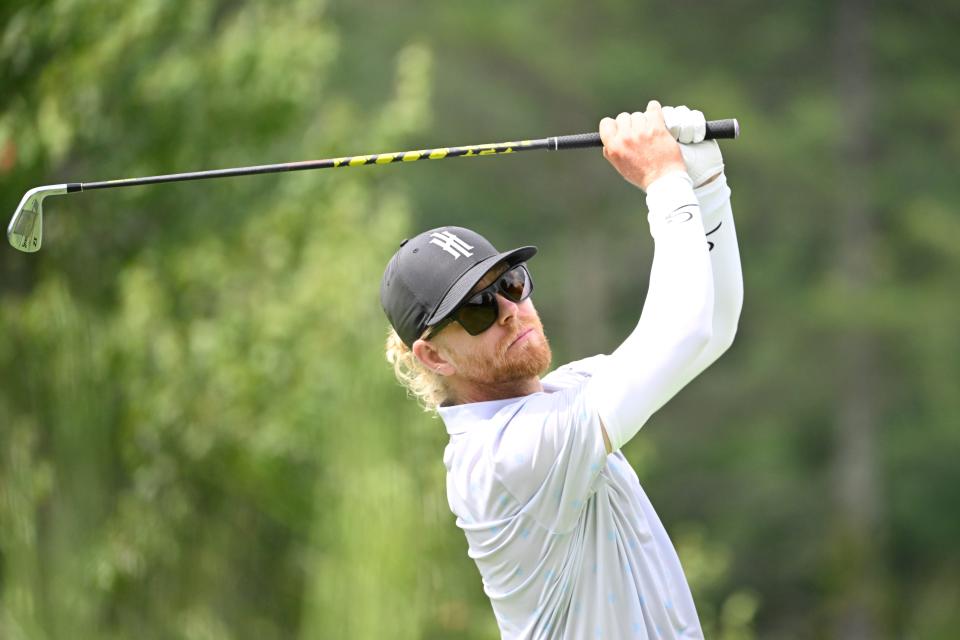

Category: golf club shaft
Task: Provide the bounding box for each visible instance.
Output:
[68,119,739,193]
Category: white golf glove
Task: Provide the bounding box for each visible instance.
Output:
[662,105,725,188]
[680,139,724,189]
[662,105,706,144]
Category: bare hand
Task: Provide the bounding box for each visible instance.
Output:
[599,100,687,191]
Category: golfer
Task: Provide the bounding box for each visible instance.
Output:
[380,101,742,639]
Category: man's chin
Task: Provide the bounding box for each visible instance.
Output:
[455,327,552,387]
[502,334,552,380]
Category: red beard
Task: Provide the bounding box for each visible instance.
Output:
[458,318,553,387]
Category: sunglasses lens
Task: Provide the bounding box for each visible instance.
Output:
[499,266,532,302]
[456,292,499,335]
[443,265,534,337]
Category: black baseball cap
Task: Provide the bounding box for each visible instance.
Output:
[380,226,537,347]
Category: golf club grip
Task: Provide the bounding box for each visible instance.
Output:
[552,118,739,150]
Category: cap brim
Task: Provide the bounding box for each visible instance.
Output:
[426,246,537,326]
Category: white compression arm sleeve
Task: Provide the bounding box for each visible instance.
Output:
[587,171,716,452]
[681,173,743,377]
[617,172,743,417]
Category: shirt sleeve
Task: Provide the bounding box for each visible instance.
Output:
[487,386,610,533]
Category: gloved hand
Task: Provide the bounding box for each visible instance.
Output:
[680,139,724,189]
[662,105,724,188]
[661,105,706,143]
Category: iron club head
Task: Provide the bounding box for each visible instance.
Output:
[8,184,68,253]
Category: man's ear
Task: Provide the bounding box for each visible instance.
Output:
[412,338,457,376]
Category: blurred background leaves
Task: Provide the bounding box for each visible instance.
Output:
[1,0,958,638]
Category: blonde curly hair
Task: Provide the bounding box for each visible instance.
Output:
[385,326,449,411]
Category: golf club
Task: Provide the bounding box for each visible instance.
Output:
[7,118,739,253]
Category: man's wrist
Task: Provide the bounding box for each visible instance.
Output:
[694,171,731,222]
[645,171,696,216]
[641,165,688,193]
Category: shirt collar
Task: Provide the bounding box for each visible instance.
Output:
[438,396,527,435]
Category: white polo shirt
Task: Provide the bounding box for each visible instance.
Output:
[438,171,740,639]
[439,356,703,640]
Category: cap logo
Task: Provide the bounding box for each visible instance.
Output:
[428,230,474,260]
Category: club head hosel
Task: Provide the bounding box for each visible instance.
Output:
[20,183,70,199]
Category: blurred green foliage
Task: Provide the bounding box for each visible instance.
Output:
[1,0,958,638]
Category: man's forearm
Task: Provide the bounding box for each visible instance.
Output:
[591,172,715,452]
[675,173,744,384]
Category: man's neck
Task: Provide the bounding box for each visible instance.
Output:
[451,376,543,405]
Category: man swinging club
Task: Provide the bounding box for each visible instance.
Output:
[380,101,743,639]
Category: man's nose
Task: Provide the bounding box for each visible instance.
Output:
[496,293,519,324]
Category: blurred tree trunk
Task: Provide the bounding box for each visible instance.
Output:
[831,0,882,637]
[560,227,614,356]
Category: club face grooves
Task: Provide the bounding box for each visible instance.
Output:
[10,200,41,252]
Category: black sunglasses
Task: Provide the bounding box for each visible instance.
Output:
[424,264,534,339]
